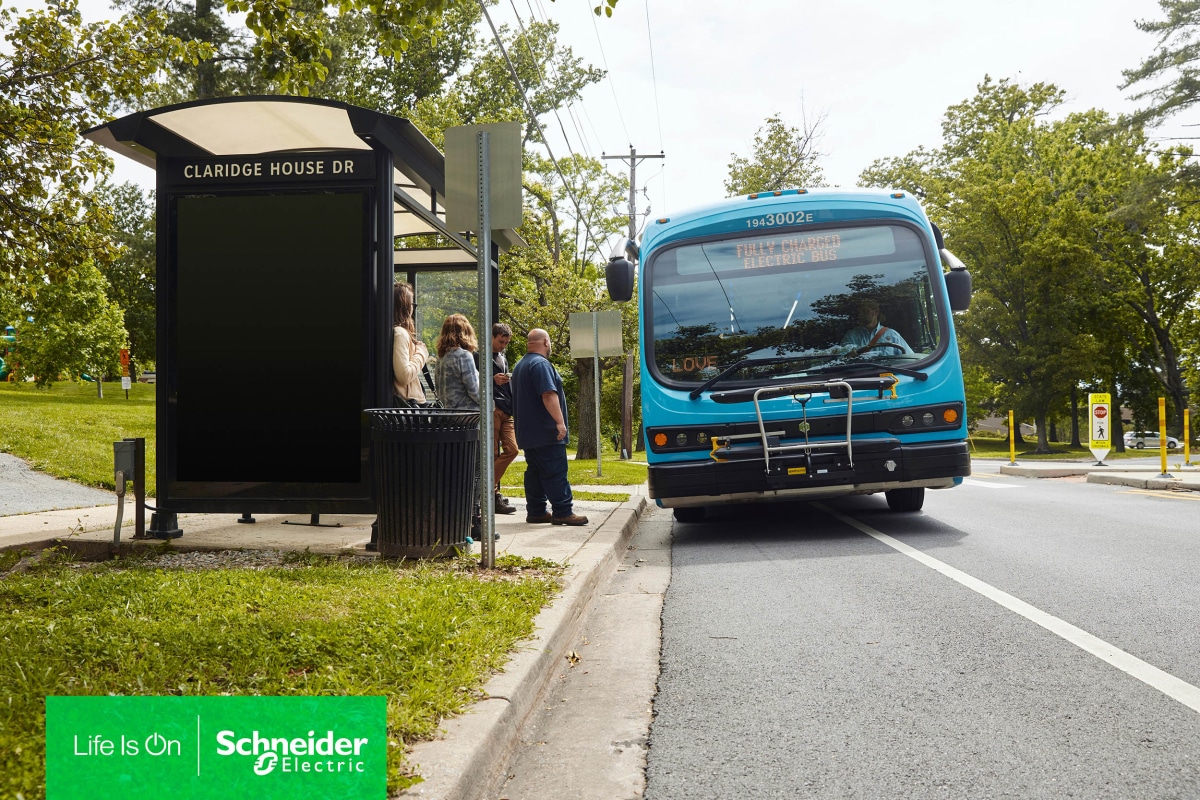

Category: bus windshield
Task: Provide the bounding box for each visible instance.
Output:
[647,223,943,386]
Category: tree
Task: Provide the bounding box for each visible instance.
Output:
[865,77,1199,448]
[1080,129,1200,437]
[113,0,268,104]
[116,0,481,108]
[210,0,477,94]
[94,182,157,376]
[506,154,629,459]
[863,79,1107,452]
[1121,0,1200,125]
[20,262,127,388]
[443,18,604,147]
[0,0,198,303]
[725,109,827,196]
[398,17,625,459]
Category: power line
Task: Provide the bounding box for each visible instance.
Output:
[520,0,600,160]
[586,0,631,143]
[477,0,610,265]
[507,0,594,165]
[642,0,668,211]
[643,0,664,150]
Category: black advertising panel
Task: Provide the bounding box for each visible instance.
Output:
[162,151,378,512]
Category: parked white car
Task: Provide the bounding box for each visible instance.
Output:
[1123,431,1180,450]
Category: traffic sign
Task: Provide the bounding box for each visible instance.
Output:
[1088,392,1111,464]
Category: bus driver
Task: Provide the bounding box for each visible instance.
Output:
[841,297,912,357]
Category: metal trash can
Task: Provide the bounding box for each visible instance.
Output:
[366,408,479,558]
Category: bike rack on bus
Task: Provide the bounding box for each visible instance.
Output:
[709,377,897,477]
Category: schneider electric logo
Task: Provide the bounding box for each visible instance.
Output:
[47,696,386,800]
[215,729,371,776]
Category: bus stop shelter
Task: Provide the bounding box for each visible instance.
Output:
[84,96,522,533]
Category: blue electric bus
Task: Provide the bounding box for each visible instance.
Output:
[606,188,973,521]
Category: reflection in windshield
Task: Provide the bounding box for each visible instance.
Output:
[648,224,941,384]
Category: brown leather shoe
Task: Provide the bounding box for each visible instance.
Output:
[551,513,589,526]
[495,493,517,515]
[525,513,553,524]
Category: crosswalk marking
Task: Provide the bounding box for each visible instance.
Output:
[962,478,1018,489]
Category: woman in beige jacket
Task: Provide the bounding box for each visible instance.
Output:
[392,282,428,404]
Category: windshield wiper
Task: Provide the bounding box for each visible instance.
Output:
[688,354,824,399]
[805,361,929,381]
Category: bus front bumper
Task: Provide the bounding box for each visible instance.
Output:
[648,439,970,508]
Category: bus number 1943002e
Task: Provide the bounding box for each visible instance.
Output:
[747,211,814,228]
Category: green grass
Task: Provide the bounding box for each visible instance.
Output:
[0,381,156,493]
[0,549,562,799]
[0,382,653,498]
[571,490,632,503]
[500,457,647,488]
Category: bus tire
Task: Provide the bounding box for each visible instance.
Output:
[673,506,706,523]
[885,487,924,512]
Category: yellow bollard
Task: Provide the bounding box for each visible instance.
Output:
[1008,410,1016,466]
[1158,397,1171,478]
[1186,408,1192,466]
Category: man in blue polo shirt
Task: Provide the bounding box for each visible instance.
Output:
[510,328,588,526]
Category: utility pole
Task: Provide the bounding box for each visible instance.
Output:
[602,147,664,459]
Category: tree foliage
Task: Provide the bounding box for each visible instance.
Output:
[1121,0,1200,125]
[504,155,629,459]
[0,0,200,302]
[725,110,827,196]
[862,76,1198,448]
[19,263,127,387]
[94,182,157,375]
[208,0,475,94]
[115,0,482,107]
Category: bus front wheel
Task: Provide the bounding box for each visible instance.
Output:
[885,488,925,512]
[673,506,706,523]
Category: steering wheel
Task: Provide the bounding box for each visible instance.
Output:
[853,342,907,357]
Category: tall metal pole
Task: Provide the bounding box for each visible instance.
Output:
[477,131,496,568]
[602,147,663,459]
[593,313,602,478]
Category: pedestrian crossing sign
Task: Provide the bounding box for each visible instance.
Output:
[1089,392,1111,463]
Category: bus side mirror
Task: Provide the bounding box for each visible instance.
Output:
[606,238,638,302]
[606,256,635,303]
[940,248,972,311]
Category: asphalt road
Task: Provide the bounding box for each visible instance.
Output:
[644,466,1200,799]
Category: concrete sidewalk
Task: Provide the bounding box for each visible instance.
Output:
[996,459,1200,492]
[0,484,651,800]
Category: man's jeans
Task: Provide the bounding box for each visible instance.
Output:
[523,443,573,517]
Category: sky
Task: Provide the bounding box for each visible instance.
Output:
[80,0,1196,228]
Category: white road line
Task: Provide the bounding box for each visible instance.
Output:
[962,478,1018,489]
[815,502,1200,716]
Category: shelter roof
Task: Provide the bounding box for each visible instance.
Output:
[83,96,522,262]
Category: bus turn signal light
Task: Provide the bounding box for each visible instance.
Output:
[654,432,668,447]
[943,408,959,423]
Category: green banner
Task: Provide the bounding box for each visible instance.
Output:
[45,696,386,799]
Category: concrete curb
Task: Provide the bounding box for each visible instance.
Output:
[1085,472,1200,491]
[998,462,1200,492]
[399,494,649,799]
